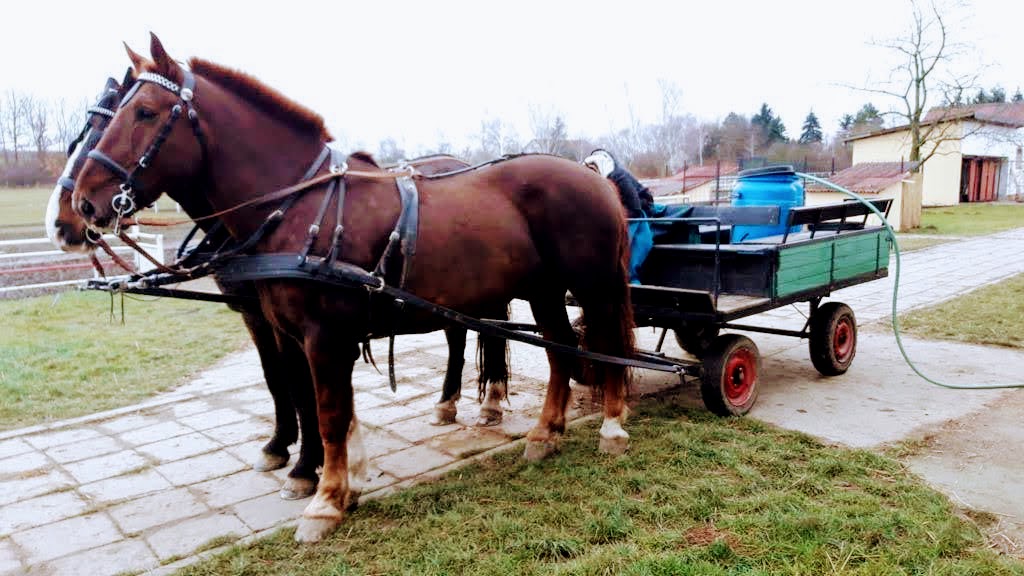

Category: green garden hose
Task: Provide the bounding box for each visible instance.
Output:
[796,172,1024,390]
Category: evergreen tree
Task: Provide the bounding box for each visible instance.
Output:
[1013,88,1024,103]
[799,111,823,144]
[751,103,787,147]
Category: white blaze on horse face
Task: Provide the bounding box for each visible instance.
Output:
[44,183,63,248]
[46,128,92,250]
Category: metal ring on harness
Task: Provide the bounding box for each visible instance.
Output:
[113,185,136,215]
[86,227,103,244]
[330,160,348,175]
[368,275,387,293]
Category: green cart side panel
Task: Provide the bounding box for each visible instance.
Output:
[775,242,832,297]
[774,230,890,298]
[833,233,884,281]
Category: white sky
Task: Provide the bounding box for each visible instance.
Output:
[1,0,1021,153]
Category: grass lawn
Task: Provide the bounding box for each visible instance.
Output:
[900,272,1024,349]
[177,401,1024,576]
[911,203,1024,236]
[0,185,186,239]
[894,235,954,253]
[0,290,252,430]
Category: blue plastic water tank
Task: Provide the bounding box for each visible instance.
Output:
[730,165,805,242]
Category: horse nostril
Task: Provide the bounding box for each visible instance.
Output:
[79,199,95,218]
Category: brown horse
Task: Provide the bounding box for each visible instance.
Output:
[48,79,510,501]
[74,35,634,543]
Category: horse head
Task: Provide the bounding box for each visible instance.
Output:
[74,34,206,231]
[47,69,134,251]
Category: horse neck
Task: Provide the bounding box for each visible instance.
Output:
[190,78,327,242]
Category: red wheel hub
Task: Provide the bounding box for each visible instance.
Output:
[833,318,854,361]
[723,348,756,406]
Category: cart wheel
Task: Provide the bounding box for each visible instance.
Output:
[674,322,720,357]
[809,302,857,376]
[701,334,760,416]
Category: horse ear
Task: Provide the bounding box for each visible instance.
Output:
[121,67,135,89]
[149,32,174,75]
[104,77,118,92]
[124,42,147,73]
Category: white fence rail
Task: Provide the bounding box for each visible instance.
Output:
[0,227,164,295]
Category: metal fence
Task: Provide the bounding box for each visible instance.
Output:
[0,228,164,295]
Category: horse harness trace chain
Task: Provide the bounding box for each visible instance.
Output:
[84,68,683,384]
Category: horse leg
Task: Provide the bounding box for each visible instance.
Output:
[278,333,322,500]
[295,335,363,543]
[474,316,509,427]
[523,295,577,461]
[574,288,635,456]
[244,313,297,473]
[432,326,466,425]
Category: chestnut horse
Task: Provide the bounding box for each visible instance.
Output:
[74,35,634,543]
[48,77,510,499]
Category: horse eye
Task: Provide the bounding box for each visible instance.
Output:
[135,107,158,121]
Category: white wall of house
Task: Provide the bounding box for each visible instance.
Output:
[850,124,963,206]
[806,186,904,231]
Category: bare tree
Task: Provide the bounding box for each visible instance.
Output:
[527,105,568,156]
[0,96,6,166]
[52,97,88,154]
[858,0,978,170]
[2,90,31,165]
[27,96,50,167]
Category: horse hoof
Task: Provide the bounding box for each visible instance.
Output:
[523,439,558,462]
[294,517,339,543]
[280,477,317,500]
[253,451,289,472]
[346,490,361,512]
[474,408,502,427]
[599,435,629,456]
[431,405,458,426]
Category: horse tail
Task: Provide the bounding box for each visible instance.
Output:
[476,304,511,402]
[578,213,636,389]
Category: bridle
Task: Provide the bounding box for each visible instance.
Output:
[62,88,123,245]
[86,69,207,233]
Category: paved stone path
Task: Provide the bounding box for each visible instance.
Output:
[1,227,1022,575]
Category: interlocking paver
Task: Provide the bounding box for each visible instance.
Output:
[136,432,220,463]
[179,408,248,431]
[0,489,89,537]
[119,421,193,446]
[22,428,102,451]
[146,512,247,561]
[202,420,268,447]
[108,487,208,534]
[96,413,161,434]
[156,451,248,486]
[37,538,158,576]
[10,512,120,564]
[79,469,172,504]
[0,438,33,461]
[232,492,308,532]
[0,537,21,574]
[62,449,151,484]
[374,444,454,479]
[0,451,48,478]
[0,470,75,507]
[386,414,459,444]
[425,427,510,459]
[191,471,282,509]
[44,435,122,464]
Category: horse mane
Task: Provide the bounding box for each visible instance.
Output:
[348,151,379,167]
[185,58,332,140]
